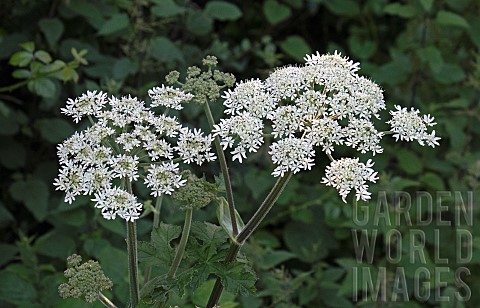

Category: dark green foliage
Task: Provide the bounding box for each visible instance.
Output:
[0,0,479,307]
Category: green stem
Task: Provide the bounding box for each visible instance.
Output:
[0,80,28,93]
[206,172,293,308]
[153,195,163,229]
[98,291,117,308]
[203,102,238,236]
[126,221,140,307]
[167,208,193,279]
[125,180,139,307]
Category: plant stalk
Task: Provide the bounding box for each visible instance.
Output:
[203,102,238,236]
[144,195,163,282]
[206,172,293,307]
[167,208,193,279]
[99,291,117,308]
[126,221,140,307]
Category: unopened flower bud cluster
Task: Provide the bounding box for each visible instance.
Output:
[58,254,113,304]
[55,87,216,221]
[172,170,219,210]
[213,51,440,202]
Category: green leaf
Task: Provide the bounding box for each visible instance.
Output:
[244,169,271,199]
[138,223,181,269]
[216,197,245,241]
[12,69,31,79]
[397,149,423,175]
[217,261,257,296]
[150,36,184,63]
[38,18,64,47]
[34,231,76,259]
[20,41,35,52]
[416,46,444,73]
[28,77,56,98]
[113,57,138,79]
[436,10,469,29]
[280,35,311,61]
[151,0,186,17]
[204,1,242,21]
[259,250,296,270]
[347,35,376,59]
[35,118,75,143]
[263,0,291,24]
[192,280,236,308]
[418,0,433,12]
[434,63,466,84]
[9,178,49,221]
[39,60,66,74]
[0,270,37,305]
[186,11,213,36]
[97,13,130,36]
[0,201,14,224]
[324,0,360,16]
[0,244,18,267]
[420,172,445,191]
[34,50,52,64]
[9,51,33,67]
[384,3,417,18]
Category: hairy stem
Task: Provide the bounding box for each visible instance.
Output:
[167,208,193,279]
[125,180,139,307]
[126,221,139,307]
[206,172,293,307]
[203,102,238,236]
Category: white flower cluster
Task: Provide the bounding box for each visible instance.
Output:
[387,105,440,147]
[55,89,216,221]
[322,158,378,202]
[213,51,440,202]
[148,85,194,110]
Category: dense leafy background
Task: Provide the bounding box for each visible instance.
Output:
[0,0,479,307]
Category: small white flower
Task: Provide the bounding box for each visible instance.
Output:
[61,91,107,123]
[175,127,216,165]
[144,162,187,197]
[109,154,139,181]
[269,137,315,177]
[92,187,142,222]
[222,79,274,117]
[322,158,378,203]
[387,105,440,147]
[212,112,264,162]
[344,118,384,155]
[148,85,194,110]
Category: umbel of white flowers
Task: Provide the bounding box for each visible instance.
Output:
[213,51,440,203]
[54,89,216,221]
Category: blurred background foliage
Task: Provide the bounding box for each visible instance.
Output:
[0,0,479,307]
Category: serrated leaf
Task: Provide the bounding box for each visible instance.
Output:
[384,3,417,18]
[216,198,244,242]
[217,261,257,296]
[9,51,33,67]
[9,178,49,221]
[12,69,31,79]
[436,10,469,28]
[151,0,186,17]
[263,0,291,25]
[35,118,75,143]
[38,18,64,47]
[138,223,181,269]
[260,250,296,270]
[280,35,311,61]
[112,57,138,79]
[419,0,433,12]
[34,231,76,259]
[150,36,184,62]
[34,50,52,64]
[205,1,242,21]
[97,13,130,36]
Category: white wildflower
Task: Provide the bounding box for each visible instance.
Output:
[92,187,142,221]
[269,137,315,177]
[144,162,186,197]
[322,158,378,203]
[148,85,194,110]
[387,105,440,147]
[61,91,107,123]
[175,127,216,165]
[108,154,139,181]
